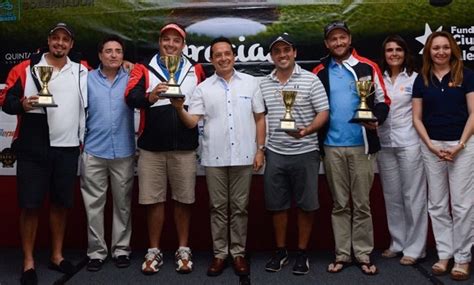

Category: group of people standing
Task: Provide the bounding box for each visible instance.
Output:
[1,19,472,285]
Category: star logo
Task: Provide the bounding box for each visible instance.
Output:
[416,23,443,54]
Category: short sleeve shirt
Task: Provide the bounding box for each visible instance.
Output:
[260,64,329,155]
[412,68,474,141]
[188,70,265,167]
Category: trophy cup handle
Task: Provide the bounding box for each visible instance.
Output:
[32,66,40,80]
[368,82,376,97]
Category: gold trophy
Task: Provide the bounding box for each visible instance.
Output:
[349,80,377,123]
[33,65,58,107]
[276,90,298,132]
[160,55,185,98]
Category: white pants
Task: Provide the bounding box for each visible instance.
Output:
[80,153,135,260]
[377,144,428,259]
[420,140,473,263]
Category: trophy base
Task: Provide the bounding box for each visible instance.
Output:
[349,110,377,123]
[161,85,185,98]
[275,128,299,132]
[275,120,298,132]
[32,103,59,107]
[33,95,58,108]
[161,93,185,99]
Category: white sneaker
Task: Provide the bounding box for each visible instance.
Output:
[175,247,193,273]
[141,249,163,275]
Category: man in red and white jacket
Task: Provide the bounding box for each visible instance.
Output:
[125,22,205,275]
[2,22,88,284]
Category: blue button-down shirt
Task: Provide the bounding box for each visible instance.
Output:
[84,66,135,159]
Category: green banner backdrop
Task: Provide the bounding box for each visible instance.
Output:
[1,0,473,174]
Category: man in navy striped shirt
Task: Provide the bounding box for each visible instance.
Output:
[260,33,329,275]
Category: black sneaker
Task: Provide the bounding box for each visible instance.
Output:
[114,255,131,268]
[265,248,289,272]
[292,251,309,275]
[87,259,104,272]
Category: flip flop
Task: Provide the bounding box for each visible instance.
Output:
[327,260,352,273]
[358,262,378,275]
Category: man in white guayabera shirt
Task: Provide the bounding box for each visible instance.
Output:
[171,37,266,277]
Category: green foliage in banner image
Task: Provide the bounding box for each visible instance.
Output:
[0,0,474,43]
[260,0,473,44]
[0,0,473,61]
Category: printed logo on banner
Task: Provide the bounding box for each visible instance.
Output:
[0,148,16,168]
[0,0,20,22]
[451,26,474,61]
[416,23,474,62]
[3,51,31,65]
[184,17,271,64]
[416,23,443,54]
[23,0,93,9]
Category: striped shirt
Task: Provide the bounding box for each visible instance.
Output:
[260,64,329,155]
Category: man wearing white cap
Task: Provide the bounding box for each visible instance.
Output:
[125,22,206,275]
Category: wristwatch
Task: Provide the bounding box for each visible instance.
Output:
[459,141,466,149]
[257,144,266,152]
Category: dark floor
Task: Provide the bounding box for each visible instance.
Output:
[1,249,472,285]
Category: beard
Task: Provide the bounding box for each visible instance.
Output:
[51,50,67,58]
[330,46,351,62]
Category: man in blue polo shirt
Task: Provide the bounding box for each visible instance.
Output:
[313,21,390,275]
[80,35,135,272]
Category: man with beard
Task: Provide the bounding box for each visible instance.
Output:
[125,23,205,275]
[171,37,266,277]
[2,23,88,284]
[312,21,390,275]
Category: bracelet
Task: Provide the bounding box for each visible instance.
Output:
[458,141,466,149]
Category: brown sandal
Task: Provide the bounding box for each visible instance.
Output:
[358,262,378,275]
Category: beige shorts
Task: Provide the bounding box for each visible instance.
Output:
[137,149,197,205]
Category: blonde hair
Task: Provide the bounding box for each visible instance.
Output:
[421,31,463,87]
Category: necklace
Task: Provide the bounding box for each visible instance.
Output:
[430,71,449,92]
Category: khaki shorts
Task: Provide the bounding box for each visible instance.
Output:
[137,149,197,205]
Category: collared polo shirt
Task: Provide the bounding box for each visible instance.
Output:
[378,70,419,147]
[260,63,329,155]
[325,58,363,147]
[28,54,87,147]
[412,68,474,141]
[188,70,265,167]
[84,66,135,159]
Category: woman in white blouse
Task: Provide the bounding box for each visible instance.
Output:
[377,35,427,265]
